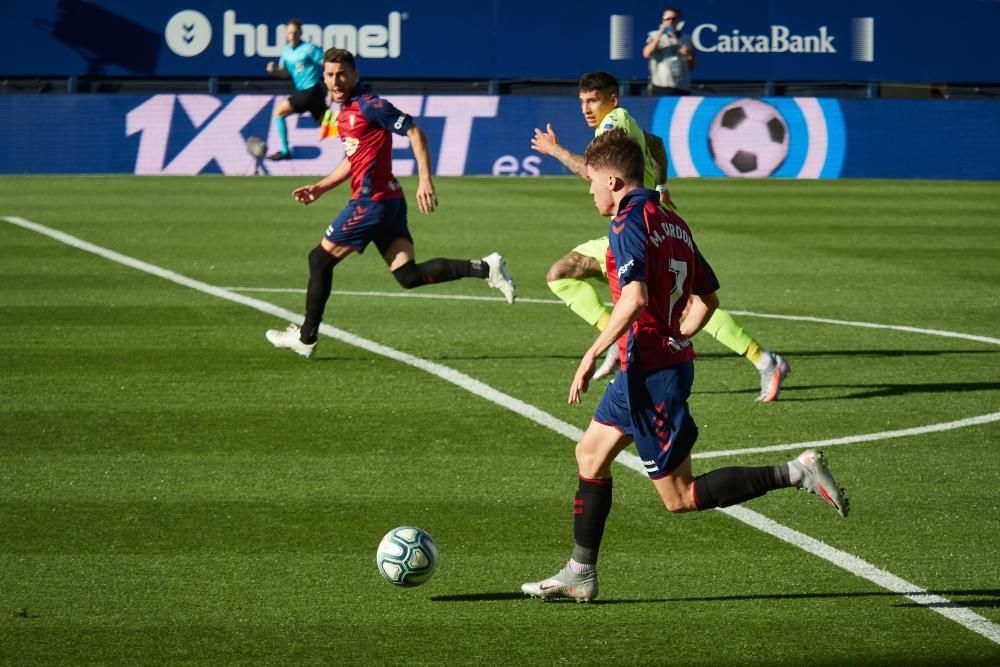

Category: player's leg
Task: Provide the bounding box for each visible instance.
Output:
[521,420,630,602]
[654,450,848,517]
[268,97,295,160]
[383,235,486,282]
[698,307,790,402]
[304,82,329,124]
[626,361,806,511]
[639,359,845,516]
[650,446,848,517]
[547,240,610,329]
[522,374,634,602]
[376,200,516,303]
[267,199,376,356]
[654,453,793,512]
[299,238,352,343]
[266,238,352,356]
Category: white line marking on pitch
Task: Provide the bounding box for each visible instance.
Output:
[226,287,1000,346]
[224,287,562,305]
[699,411,1000,459]
[6,215,1000,647]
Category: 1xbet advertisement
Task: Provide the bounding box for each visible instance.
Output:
[1,94,998,180]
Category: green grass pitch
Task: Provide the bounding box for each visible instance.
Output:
[2,175,999,665]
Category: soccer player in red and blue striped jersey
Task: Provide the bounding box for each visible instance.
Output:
[521,129,848,602]
[266,49,516,357]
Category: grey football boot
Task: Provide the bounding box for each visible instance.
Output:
[757,352,790,402]
[790,448,849,517]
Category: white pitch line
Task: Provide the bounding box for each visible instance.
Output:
[726,310,1000,347]
[224,287,560,305]
[227,287,1000,347]
[610,449,1000,644]
[695,411,1000,459]
[6,215,1000,646]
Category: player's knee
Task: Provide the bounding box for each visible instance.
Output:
[392,261,424,289]
[273,101,293,117]
[575,443,611,479]
[546,263,569,283]
[308,245,339,274]
[549,253,599,282]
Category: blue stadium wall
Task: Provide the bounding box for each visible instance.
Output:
[1,95,998,179]
[6,1,999,83]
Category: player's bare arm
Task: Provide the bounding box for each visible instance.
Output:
[407,124,438,214]
[569,280,648,404]
[531,124,589,180]
[292,158,352,205]
[680,291,719,337]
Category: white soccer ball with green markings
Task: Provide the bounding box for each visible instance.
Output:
[376,526,439,587]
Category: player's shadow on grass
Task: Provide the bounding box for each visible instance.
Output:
[696,349,999,361]
[697,380,1000,401]
[432,589,1000,608]
[633,588,1000,609]
[431,592,530,602]
[780,380,999,400]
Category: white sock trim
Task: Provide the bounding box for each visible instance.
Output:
[787,461,802,486]
[755,350,774,371]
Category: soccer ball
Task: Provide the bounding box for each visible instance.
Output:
[245,136,267,160]
[375,526,439,587]
[707,99,789,178]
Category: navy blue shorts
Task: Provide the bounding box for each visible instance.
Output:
[324,197,412,255]
[592,361,699,479]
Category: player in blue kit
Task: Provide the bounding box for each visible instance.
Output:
[266,48,515,357]
[265,18,326,160]
[521,129,848,602]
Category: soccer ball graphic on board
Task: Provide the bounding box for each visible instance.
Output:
[376,526,439,587]
[708,98,789,177]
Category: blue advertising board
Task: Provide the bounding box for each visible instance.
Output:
[4,0,999,83]
[1,94,998,180]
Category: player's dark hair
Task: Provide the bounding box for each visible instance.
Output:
[324,48,357,71]
[578,71,619,98]
[585,128,645,185]
[287,18,303,30]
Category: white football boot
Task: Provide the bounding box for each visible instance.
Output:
[483,252,516,304]
[265,324,317,358]
[521,563,599,602]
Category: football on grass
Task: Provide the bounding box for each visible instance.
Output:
[708,98,789,177]
[376,526,439,587]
